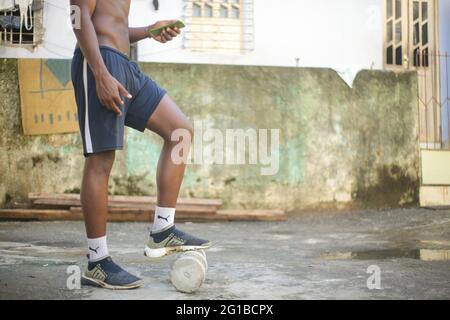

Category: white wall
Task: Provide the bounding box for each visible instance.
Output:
[133,0,383,71]
[0,0,383,72]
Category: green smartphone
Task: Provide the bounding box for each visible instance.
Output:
[148,20,186,37]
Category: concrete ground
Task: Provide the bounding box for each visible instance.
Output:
[0,208,449,300]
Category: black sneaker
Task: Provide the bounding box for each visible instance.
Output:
[144,226,212,258]
[81,256,142,290]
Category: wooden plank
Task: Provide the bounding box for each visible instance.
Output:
[0,208,286,222]
[177,214,286,222]
[222,215,287,222]
[218,209,285,216]
[28,193,223,207]
[28,193,79,200]
[11,202,32,209]
[175,215,230,222]
[69,207,220,221]
[0,208,221,222]
[33,199,80,208]
[111,204,217,214]
[0,209,149,222]
[0,209,82,221]
[217,209,288,222]
[34,200,217,214]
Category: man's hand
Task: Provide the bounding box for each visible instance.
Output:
[94,71,132,117]
[149,20,181,43]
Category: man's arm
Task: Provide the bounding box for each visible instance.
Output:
[129,26,151,44]
[129,20,181,44]
[70,0,130,116]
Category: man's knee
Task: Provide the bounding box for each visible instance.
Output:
[166,120,194,144]
[182,121,194,141]
[85,151,115,176]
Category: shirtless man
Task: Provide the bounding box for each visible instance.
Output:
[70,0,211,290]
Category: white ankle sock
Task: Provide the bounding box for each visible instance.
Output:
[152,206,175,233]
[87,236,109,262]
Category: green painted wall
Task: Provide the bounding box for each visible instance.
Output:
[0,59,419,211]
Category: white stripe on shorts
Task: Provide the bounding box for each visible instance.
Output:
[83,58,93,154]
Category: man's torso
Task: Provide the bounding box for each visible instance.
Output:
[91,0,131,55]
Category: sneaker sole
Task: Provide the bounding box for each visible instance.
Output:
[144,243,212,259]
[81,275,142,290]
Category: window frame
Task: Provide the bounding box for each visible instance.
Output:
[383,0,409,70]
[185,0,252,54]
[383,0,438,71]
[0,0,44,50]
[192,0,241,19]
[409,0,433,68]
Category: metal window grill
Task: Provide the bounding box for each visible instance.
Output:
[181,0,254,53]
[0,0,42,47]
[417,51,450,150]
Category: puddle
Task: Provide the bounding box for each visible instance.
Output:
[302,238,328,245]
[33,241,82,248]
[272,235,293,241]
[321,249,450,261]
[0,241,84,266]
[264,230,295,236]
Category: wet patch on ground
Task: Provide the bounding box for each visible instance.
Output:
[321,248,450,261]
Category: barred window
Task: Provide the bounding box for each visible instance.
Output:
[384,0,435,69]
[183,0,254,54]
[385,0,405,67]
[0,0,44,49]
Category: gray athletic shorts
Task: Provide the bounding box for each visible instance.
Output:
[71,46,166,156]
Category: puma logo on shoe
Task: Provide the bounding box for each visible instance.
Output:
[89,246,100,254]
[158,215,170,222]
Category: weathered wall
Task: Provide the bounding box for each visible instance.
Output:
[0,59,419,211]
[0,59,128,207]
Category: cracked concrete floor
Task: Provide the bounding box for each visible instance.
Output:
[0,208,449,300]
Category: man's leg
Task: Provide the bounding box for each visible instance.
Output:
[144,95,211,258]
[81,151,115,240]
[146,95,193,208]
[80,151,142,289]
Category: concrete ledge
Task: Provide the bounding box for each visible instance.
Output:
[420,186,450,207]
[421,150,450,185]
